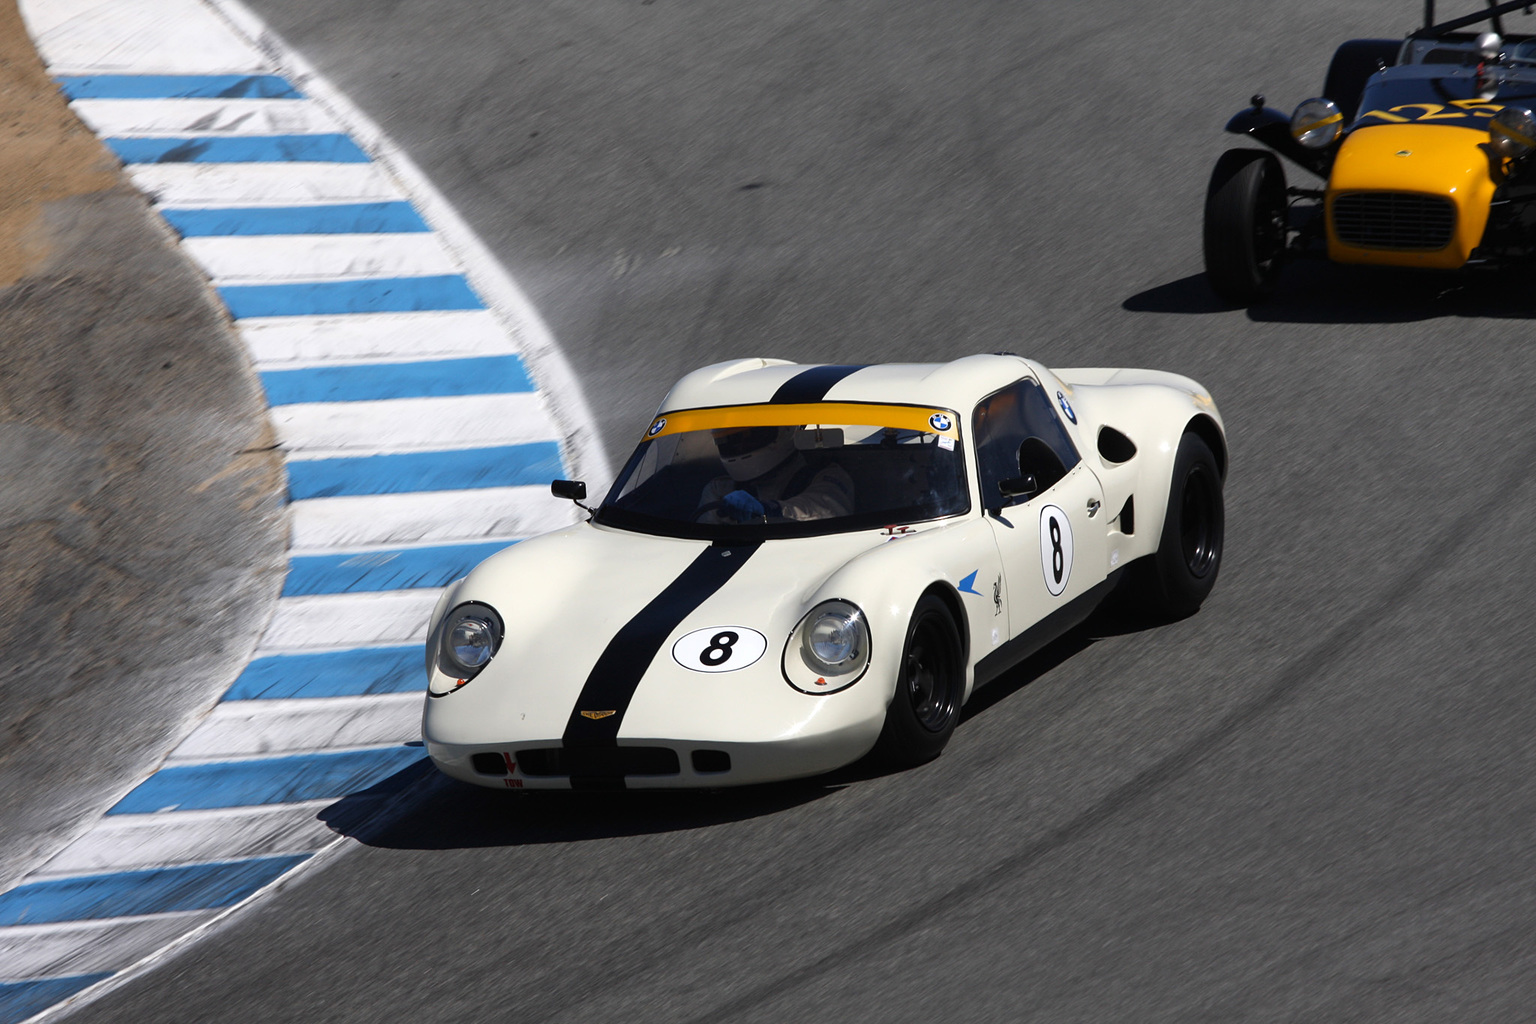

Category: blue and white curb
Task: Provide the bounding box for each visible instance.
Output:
[0,0,608,1020]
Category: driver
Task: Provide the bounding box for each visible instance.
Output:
[698,425,854,523]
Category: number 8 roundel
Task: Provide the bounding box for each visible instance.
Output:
[672,626,768,672]
[1038,504,1073,597]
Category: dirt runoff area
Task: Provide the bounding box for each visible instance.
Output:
[0,0,288,889]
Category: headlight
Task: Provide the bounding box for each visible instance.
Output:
[783,599,870,694]
[1489,106,1536,159]
[436,602,505,682]
[1290,98,1343,149]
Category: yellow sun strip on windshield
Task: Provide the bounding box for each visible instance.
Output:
[643,402,960,441]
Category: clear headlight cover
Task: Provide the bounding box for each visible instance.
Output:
[1291,98,1344,149]
[436,602,505,683]
[783,599,871,694]
[1490,106,1536,158]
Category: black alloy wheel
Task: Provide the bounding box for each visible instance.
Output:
[869,593,964,768]
[1203,148,1288,305]
[1179,459,1220,579]
[1133,431,1225,620]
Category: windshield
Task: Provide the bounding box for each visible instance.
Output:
[596,402,970,540]
[1355,67,1536,128]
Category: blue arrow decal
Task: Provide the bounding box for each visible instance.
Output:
[958,570,982,595]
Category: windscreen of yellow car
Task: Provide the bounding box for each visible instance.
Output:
[596,403,970,539]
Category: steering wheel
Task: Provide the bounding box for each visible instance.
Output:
[692,501,728,523]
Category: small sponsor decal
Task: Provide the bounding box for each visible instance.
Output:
[938,436,955,450]
[672,626,768,673]
[647,417,667,437]
[882,524,916,537]
[958,570,982,595]
[1056,390,1077,424]
[928,412,953,432]
[580,709,617,720]
[993,576,1003,615]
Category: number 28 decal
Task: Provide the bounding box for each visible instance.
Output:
[1038,504,1074,597]
[672,626,767,673]
[1357,99,1505,127]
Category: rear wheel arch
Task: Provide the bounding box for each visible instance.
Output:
[1184,414,1228,482]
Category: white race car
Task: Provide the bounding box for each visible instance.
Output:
[423,355,1226,790]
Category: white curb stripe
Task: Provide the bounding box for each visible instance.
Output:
[261,591,443,652]
[126,162,403,206]
[182,233,458,283]
[29,804,341,880]
[0,914,213,980]
[70,98,341,137]
[241,310,515,367]
[289,486,567,550]
[26,0,265,73]
[169,694,424,760]
[269,393,558,455]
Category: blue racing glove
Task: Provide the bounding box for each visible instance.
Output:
[722,489,766,521]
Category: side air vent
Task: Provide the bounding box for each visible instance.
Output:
[1116,495,1135,535]
[1097,426,1137,464]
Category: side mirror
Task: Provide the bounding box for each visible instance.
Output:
[551,479,587,501]
[998,474,1038,501]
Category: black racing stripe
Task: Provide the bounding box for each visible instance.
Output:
[562,542,762,758]
[770,364,868,404]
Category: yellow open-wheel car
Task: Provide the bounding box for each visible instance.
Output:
[1204,0,1536,304]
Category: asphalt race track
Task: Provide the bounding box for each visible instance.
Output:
[56,0,1536,1020]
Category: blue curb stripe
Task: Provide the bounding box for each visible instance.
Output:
[0,857,309,927]
[287,442,563,498]
[229,646,422,700]
[284,540,513,596]
[108,748,427,814]
[56,74,301,100]
[0,975,112,1024]
[106,134,368,165]
[162,202,429,237]
[261,355,534,405]
[219,275,484,318]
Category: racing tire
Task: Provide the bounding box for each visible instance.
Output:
[1203,149,1287,305]
[869,593,964,769]
[1136,431,1224,619]
[1323,39,1398,121]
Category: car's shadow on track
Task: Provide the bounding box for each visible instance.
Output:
[1125,263,1536,323]
[319,604,1173,850]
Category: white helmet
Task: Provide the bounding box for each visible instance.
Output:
[714,426,796,482]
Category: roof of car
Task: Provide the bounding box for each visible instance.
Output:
[655,354,1044,416]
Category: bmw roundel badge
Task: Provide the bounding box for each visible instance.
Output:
[647,417,667,437]
[928,412,953,432]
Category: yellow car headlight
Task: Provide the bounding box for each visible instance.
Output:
[1489,106,1536,159]
[1290,98,1343,150]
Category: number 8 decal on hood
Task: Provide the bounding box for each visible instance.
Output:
[672,626,768,672]
[1039,504,1073,597]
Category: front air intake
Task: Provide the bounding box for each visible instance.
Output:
[1332,192,1456,250]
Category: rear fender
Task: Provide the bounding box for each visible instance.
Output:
[1045,367,1226,566]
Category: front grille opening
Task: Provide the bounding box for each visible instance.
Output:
[516,747,681,777]
[471,752,508,776]
[1333,192,1456,250]
[691,749,732,774]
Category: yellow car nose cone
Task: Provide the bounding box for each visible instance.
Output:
[1326,123,1497,267]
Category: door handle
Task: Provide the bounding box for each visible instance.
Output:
[1086,498,1101,518]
